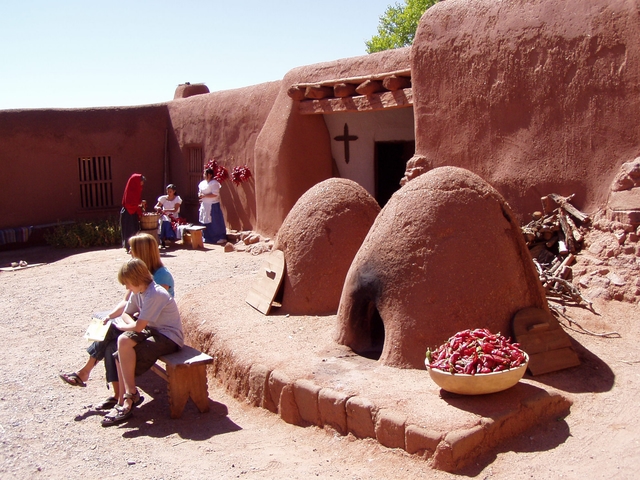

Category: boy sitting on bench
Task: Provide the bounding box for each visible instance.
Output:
[101,258,183,426]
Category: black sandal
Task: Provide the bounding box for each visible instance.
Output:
[100,390,144,426]
[101,392,136,427]
[129,389,144,407]
[59,372,86,387]
[101,404,132,427]
[96,396,118,410]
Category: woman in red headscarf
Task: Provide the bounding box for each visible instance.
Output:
[120,174,145,252]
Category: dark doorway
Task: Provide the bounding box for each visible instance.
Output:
[358,305,385,360]
[375,141,415,207]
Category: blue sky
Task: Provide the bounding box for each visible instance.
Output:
[0,1,397,110]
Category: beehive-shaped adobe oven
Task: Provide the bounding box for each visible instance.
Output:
[335,166,548,369]
[274,178,380,315]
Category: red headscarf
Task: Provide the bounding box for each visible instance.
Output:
[122,173,144,216]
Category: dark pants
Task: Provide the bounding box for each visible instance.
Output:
[86,323,123,384]
[120,207,139,250]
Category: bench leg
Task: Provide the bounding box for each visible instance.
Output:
[190,230,204,249]
[166,364,211,419]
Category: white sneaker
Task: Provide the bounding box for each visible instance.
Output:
[216,238,227,245]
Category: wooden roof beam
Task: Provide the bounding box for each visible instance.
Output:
[298,88,413,115]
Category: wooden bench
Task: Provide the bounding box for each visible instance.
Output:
[182,225,206,249]
[150,345,214,419]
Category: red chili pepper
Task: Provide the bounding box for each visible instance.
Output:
[428,329,526,375]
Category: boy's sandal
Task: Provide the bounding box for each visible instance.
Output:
[100,390,143,426]
[59,372,86,387]
[101,403,133,427]
[96,396,118,410]
[130,389,145,407]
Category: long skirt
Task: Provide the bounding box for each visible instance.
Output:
[120,208,139,250]
[159,220,177,242]
[202,203,226,243]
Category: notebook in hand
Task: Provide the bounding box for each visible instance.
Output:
[84,312,112,342]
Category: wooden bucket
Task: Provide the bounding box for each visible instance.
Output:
[140,213,160,230]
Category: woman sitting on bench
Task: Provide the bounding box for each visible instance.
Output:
[59,233,175,411]
[154,183,183,248]
[101,258,183,426]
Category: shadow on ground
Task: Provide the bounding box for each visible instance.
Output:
[0,245,120,268]
[524,338,615,394]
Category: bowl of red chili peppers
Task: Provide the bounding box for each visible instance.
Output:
[425,328,529,395]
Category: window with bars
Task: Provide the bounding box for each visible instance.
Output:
[186,146,204,202]
[78,156,114,209]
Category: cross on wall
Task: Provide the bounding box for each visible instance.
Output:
[333,123,358,164]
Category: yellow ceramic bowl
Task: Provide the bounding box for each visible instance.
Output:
[425,353,529,395]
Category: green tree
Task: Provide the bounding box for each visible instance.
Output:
[365,0,438,53]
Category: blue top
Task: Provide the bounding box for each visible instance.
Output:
[152,266,175,298]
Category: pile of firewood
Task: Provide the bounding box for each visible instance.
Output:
[521,193,592,306]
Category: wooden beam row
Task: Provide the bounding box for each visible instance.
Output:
[298,88,413,115]
[288,69,412,103]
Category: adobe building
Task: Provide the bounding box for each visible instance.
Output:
[1,0,638,251]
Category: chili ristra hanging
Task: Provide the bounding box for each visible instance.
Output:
[231,165,252,185]
[426,328,527,375]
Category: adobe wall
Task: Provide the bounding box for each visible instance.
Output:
[0,106,170,230]
[411,0,640,222]
[0,81,280,235]
[166,82,280,230]
[254,48,412,237]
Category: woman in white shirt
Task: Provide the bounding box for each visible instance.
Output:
[198,168,227,244]
[155,184,182,248]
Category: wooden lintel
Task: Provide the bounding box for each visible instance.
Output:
[298,88,413,115]
[291,68,411,89]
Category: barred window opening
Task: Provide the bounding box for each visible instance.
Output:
[78,156,114,209]
[186,146,204,202]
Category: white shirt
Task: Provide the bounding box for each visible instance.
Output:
[198,179,221,223]
[157,194,182,220]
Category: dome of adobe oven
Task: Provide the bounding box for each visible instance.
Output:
[274,178,380,315]
[335,166,548,369]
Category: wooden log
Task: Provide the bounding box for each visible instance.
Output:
[559,253,576,269]
[333,82,358,98]
[287,85,306,101]
[548,193,589,222]
[305,85,334,99]
[557,230,569,255]
[565,215,583,242]
[548,257,562,275]
[540,195,558,214]
[563,203,589,222]
[382,75,411,91]
[558,211,576,253]
[355,80,385,96]
[542,213,559,227]
[545,235,557,248]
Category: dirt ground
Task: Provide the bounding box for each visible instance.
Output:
[0,243,639,479]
